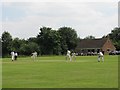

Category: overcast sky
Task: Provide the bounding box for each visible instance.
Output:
[1,0,118,39]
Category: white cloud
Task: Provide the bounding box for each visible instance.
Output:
[2,16,40,39]
[1,2,118,39]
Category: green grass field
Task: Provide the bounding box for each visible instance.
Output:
[2,55,118,88]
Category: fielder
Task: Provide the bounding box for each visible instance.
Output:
[72,52,76,61]
[11,51,15,61]
[66,50,72,61]
[31,51,37,60]
[98,51,104,62]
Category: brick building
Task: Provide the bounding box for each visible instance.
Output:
[75,38,116,55]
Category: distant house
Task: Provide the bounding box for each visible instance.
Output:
[75,38,116,55]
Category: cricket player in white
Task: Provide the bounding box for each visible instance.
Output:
[72,52,76,61]
[66,50,72,61]
[98,51,104,62]
[11,51,15,61]
[31,51,37,60]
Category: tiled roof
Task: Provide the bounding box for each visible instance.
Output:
[76,38,108,49]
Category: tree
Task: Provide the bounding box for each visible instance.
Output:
[11,38,21,52]
[1,26,78,56]
[109,27,120,42]
[108,27,120,50]
[19,42,40,55]
[84,35,95,39]
[27,37,37,43]
[50,30,62,55]
[37,27,61,55]
[2,31,12,56]
[58,27,78,54]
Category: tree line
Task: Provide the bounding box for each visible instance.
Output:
[1,26,120,57]
[1,26,78,57]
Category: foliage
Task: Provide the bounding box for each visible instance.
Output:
[2,31,12,56]
[11,38,21,52]
[36,26,78,55]
[2,26,78,56]
[19,42,40,55]
[27,37,37,43]
[1,32,40,56]
[37,27,62,55]
[58,27,78,54]
[108,27,120,50]
[84,35,95,39]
